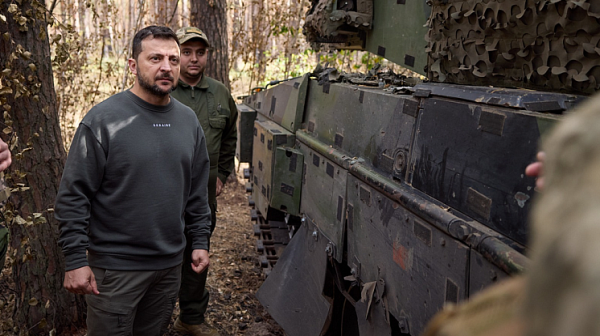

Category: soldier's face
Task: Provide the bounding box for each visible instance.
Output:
[130,36,180,96]
[180,40,208,80]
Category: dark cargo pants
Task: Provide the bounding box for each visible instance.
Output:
[86,264,182,336]
[179,206,216,325]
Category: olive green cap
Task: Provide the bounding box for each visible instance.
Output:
[176,27,210,47]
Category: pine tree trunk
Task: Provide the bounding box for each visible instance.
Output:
[0,0,86,333]
[181,0,189,27]
[251,0,266,86]
[190,0,230,90]
[77,0,86,43]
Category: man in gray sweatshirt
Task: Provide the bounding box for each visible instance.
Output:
[55,26,212,335]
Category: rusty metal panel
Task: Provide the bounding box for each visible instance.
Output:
[256,221,330,336]
[347,175,470,335]
[297,141,347,262]
[303,81,417,182]
[408,97,555,245]
[469,249,509,296]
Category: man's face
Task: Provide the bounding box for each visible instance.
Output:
[130,36,180,97]
[180,40,208,80]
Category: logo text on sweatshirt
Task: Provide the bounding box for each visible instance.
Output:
[153,123,171,127]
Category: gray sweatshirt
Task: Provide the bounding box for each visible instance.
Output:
[56,90,212,271]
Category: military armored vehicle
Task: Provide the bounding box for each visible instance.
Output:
[235,0,596,335]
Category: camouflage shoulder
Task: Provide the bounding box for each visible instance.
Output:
[0,173,10,207]
[422,276,526,336]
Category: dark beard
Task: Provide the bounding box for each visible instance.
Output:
[137,72,175,97]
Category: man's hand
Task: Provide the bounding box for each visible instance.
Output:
[525,151,545,191]
[191,249,209,274]
[64,266,100,295]
[0,138,12,172]
[216,177,224,197]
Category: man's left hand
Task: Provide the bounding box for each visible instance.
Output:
[0,139,12,172]
[216,177,224,196]
[191,249,209,274]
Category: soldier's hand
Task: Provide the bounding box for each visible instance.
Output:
[64,266,100,295]
[191,249,209,274]
[0,138,12,172]
[216,177,224,197]
[525,151,545,191]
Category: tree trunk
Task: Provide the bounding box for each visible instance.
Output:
[0,0,86,333]
[190,0,230,90]
[285,0,300,78]
[181,0,189,27]
[251,0,267,87]
[76,0,87,44]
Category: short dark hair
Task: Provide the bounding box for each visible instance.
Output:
[131,26,179,60]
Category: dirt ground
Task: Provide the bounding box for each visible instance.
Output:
[0,169,284,336]
[165,171,285,336]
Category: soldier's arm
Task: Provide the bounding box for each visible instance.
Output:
[55,124,105,271]
[0,138,12,172]
[185,127,212,251]
[217,94,238,184]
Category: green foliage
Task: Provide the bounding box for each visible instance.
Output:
[229,0,312,95]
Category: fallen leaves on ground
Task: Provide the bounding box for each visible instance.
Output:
[166,171,284,336]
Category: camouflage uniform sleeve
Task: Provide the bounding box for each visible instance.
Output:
[217,94,238,184]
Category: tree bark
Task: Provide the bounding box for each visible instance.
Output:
[0,0,86,333]
[251,0,266,87]
[190,0,230,90]
[181,0,189,27]
[285,0,300,78]
[76,0,87,44]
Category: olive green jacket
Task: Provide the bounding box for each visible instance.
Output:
[171,75,238,209]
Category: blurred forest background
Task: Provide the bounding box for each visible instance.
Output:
[42,0,389,148]
[0,0,396,334]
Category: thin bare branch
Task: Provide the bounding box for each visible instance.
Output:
[48,0,59,16]
[168,0,179,25]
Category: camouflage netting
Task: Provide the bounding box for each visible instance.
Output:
[426,0,600,94]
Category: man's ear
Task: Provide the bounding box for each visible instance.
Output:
[128,58,137,75]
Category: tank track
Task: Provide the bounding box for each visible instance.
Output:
[245,170,292,277]
[251,208,291,277]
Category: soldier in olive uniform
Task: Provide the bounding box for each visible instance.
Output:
[171,27,238,336]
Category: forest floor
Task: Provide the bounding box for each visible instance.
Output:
[0,168,284,336]
[165,170,284,336]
